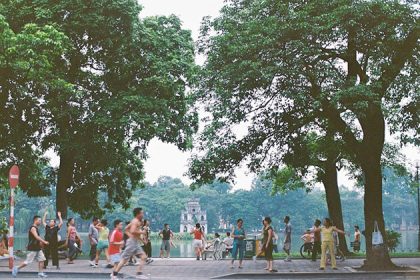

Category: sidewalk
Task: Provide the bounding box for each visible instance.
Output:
[1,257,419,279]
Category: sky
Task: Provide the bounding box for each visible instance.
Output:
[46,0,420,190]
[138,0,260,188]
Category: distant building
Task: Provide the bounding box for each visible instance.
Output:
[180,198,207,234]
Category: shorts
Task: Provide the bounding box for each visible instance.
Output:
[283,242,291,251]
[110,253,121,264]
[161,240,171,251]
[24,250,46,264]
[121,238,145,260]
[193,239,202,248]
[97,240,109,251]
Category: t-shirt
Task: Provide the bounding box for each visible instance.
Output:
[89,224,99,244]
[108,229,123,255]
[223,237,233,248]
[263,226,273,246]
[99,227,109,241]
[27,226,41,251]
[321,226,336,242]
[284,223,292,243]
[193,229,203,240]
[68,226,77,241]
[161,229,172,240]
[45,226,59,244]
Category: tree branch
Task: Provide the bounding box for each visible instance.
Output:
[376,23,419,95]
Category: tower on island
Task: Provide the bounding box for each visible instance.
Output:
[180,198,207,234]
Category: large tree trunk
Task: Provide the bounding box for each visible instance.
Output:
[322,159,350,255]
[56,150,74,219]
[359,105,395,270]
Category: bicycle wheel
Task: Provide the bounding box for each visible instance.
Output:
[300,244,309,259]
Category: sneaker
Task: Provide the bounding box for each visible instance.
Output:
[106,264,114,268]
[110,273,121,280]
[89,260,95,266]
[12,266,18,277]
[135,272,148,279]
[38,272,48,278]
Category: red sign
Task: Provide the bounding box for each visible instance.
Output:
[9,165,19,189]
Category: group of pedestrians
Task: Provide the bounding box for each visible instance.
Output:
[10,208,355,278]
[12,208,153,279]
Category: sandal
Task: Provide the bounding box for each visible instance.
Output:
[269,269,278,273]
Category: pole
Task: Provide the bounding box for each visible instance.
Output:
[9,187,15,269]
[8,165,19,270]
[416,163,419,252]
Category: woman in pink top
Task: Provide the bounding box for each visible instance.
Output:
[66,218,80,264]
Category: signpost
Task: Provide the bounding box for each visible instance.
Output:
[8,165,19,269]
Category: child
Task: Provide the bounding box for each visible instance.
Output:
[301,230,312,253]
[109,220,124,271]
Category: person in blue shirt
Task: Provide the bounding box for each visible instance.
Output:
[230,218,246,269]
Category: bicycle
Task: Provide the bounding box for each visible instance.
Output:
[300,243,313,259]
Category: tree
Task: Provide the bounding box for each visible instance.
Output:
[0,13,68,204]
[271,130,351,254]
[190,0,418,269]
[1,1,197,218]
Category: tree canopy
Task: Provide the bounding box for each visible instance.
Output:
[0,0,197,218]
[190,0,418,268]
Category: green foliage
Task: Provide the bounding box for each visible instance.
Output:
[190,0,418,185]
[385,230,401,253]
[0,1,197,217]
[0,14,68,197]
[0,217,7,234]
[0,167,416,237]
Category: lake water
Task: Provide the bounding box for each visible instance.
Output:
[13,230,419,257]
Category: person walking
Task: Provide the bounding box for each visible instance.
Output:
[191,223,205,260]
[111,207,148,280]
[317,218,346,270]
[311,219,322,261]
[42,211,63,269]
[12,216,49,278]
[353,225,361,252]
[230,218,246,269]
[283,216,292,262]
[159,224,173,258]
[262,217,277,272]
[95,219,112,268]
[66,217,81,264]
[88,217,100,267]
[142,220,153,264]
[109,220,124,271]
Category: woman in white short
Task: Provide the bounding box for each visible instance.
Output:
[191,223,205,260]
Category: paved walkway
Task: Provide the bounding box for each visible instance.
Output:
[1,257,419,279]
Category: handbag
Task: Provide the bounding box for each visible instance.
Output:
[372,221,383,246]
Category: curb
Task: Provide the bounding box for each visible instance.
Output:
[0,271,111,278]
[211,270,420,279]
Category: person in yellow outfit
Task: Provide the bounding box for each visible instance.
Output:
[314,218,345,270]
